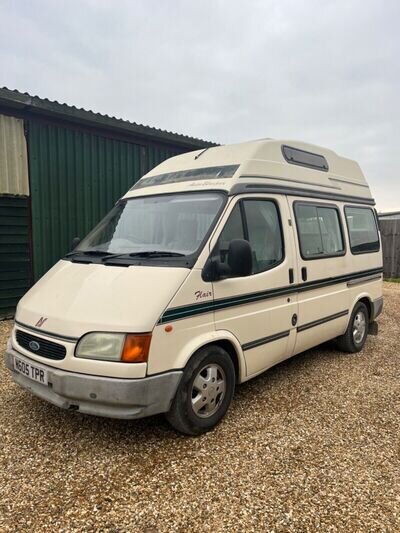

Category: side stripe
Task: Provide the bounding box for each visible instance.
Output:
[297,310,349,333]
[241,310,348,351]
[346,273,382,287]
[242,330,290,351]
[158,267,382,324]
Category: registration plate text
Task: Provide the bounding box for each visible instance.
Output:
[14,357,48,385]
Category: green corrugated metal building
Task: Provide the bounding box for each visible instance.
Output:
[0,88,215,318]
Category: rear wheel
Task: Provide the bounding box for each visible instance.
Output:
[336,301,369,353]
[166,345,235,435]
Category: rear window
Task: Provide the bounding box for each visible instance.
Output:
[345,206,380,254]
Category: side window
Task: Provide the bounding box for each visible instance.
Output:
[318,207,345,255]
[295,203,344,259]
[243,200,283,273]
[295,204,323,256]
[345,206,380,254]
[214,199,283,275]
[214,203,244,265]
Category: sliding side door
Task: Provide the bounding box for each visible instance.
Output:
[289,198,350,355]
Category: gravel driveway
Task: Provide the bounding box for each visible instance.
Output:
[1,283,399,532]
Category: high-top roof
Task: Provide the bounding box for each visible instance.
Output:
[127,139,373,204]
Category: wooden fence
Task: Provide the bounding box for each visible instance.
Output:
[380,219,400,278]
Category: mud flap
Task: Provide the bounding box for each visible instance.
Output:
[368,321,378,336]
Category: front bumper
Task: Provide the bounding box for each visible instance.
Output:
[5,344,182,420]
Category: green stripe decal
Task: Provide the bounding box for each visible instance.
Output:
[158,267,382,324]
[297,310,349,332]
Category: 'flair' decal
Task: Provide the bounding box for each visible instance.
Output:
[195,290,212,301]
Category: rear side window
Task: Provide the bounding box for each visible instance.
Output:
[345,206,380,254]
[294,203,345,259]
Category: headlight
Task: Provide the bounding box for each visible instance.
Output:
[76,333,125,361]
[75,332,151,363]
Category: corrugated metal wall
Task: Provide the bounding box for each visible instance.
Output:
[380,219,400,278]
[28,120,182,279]
[0,114,31,318]
[0,196,32,318]
[0,114,29,195]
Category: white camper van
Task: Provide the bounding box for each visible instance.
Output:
[5,140,383,435]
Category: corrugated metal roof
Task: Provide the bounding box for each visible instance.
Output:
[0,114,29,195]
[0,87,217,150]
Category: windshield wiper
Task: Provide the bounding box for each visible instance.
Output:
[130,251,186,257]
[102,250,186,261]
[65,250,114,258]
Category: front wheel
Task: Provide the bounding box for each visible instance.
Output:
[336,302,369,353]
[166,345,235,435]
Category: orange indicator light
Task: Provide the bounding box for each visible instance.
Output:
[121,334,152,363]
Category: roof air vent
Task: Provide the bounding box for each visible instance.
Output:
[282,145,329,172]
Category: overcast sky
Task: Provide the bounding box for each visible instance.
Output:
[1,0,399,210]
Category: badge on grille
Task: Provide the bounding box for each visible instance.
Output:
[29,341,40,351]
[35,317,48,328]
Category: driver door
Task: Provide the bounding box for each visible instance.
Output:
[209,195,298,377]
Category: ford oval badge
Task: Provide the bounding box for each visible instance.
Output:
[29,340,40,352]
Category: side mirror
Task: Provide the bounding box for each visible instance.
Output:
[228,239,252,277]
[71,237,81,250]
[202,257,230,282]
[202,239,252,282]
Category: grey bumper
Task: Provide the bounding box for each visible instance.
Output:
[5,346,182,420]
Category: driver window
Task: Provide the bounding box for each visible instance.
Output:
[214,203,244,265]
[243,200,283,273]
[214,199,283,275]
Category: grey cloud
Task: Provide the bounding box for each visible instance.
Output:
[0,0,399,209]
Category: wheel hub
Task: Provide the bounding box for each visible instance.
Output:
[191,363,226,418]
[353,311,366,344]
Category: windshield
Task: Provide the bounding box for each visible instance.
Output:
[75,192,225,257]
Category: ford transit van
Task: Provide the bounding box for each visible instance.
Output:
[5,140,383,435]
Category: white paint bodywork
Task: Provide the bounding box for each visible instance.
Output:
[16,260,189,336]
[11,139,383,385]
[124,138,371,202]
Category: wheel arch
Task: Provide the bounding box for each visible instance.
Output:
[211,339,242,383]
[358,296,372,321]
[176,331,246,383]
[349,293,373,323]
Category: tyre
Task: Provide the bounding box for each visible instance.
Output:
[336,301,369,353]
[166,345,236,436]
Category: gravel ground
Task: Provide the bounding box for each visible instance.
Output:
[0,283,399,532]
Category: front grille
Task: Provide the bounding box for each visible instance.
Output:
[16,330,66,360]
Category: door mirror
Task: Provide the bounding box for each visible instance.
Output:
[71,237,81,250]
[202,257,230,282]
[227,239,252,277]
[202,239,252,282]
